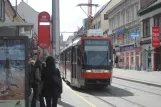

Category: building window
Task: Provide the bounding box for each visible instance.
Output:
[126,7,130,23]
[143,19,150,37]
[0,0,5,21]
[112,18,115,29]
[114,16,117,29]
[98,21,101,29]
[122,10,125,25]
[129,7,132,22]
[109,19,112,30]
[135,3,139,19]
[131,5,134,21]
[154,14,161,33]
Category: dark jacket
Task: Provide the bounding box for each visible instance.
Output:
[32,60,44,100]
[41,67,62,97]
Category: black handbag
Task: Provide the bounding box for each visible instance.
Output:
[52,68,61,87]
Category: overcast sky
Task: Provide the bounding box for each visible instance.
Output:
[10,0,110,41]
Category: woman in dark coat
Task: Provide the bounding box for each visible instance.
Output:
[42,56,62,107]
[31,59,45,107]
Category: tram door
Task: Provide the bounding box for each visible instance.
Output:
[72,46,77,80]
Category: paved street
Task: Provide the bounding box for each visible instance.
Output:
[28,65,161,107]
[30,77,161,107]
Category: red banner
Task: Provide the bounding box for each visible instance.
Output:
[152,26,160,48]
[38,11,51,49]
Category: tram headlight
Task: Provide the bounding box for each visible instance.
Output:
[104,70,109,72]
[86,70,91,72]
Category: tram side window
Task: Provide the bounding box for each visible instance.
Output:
[66,50,71,62]
[77,46,81,65]
[63,53,65,61]
[65,51,67,62]
[60,54,63,61]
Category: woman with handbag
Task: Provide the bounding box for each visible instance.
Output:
[41,56,62,107]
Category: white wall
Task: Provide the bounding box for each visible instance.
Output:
[17,1,39,35]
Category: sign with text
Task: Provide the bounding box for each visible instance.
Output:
[130,32,140,40]
[120,45,135,52]
[152,26,160,48]
[38,11,51,49]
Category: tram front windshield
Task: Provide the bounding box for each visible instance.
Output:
[83,39,110,69]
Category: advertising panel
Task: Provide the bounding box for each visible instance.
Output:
[152,26,160,48]
[0,38,26,107]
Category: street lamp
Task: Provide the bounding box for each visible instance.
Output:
[145,46,154,71]
[145,46,154,53]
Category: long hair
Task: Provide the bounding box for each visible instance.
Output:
[45,56,56,71]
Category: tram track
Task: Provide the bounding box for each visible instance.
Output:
[112,82,161,96]
[88,89,147,107]
[87,91,117,107]
[62,79,152,107]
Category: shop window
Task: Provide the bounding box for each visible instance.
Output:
[136,52,139,55]
[131,52,134,64]
[126,52,129,56]
[122,53,124,65]
[143,19,150,38]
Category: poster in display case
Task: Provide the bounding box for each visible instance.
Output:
[0,36,28,107]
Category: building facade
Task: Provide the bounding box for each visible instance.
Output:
[92,0,122,36]
[107,0,141,70]
[16,1,39,35]
[138,0,161,71]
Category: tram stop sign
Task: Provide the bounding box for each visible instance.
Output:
[38,11,51,49]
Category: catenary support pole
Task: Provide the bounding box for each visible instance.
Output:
[52,0,60,57]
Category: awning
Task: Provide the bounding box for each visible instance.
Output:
[0,22,34,27]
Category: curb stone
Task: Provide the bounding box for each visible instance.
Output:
[113,76,161,88]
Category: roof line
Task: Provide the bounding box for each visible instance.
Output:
[93,0,112,19]
[17,1,39,14]
[7,0,17,17]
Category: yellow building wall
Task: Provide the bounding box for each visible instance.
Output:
[101,0,122,33]
[13,16,24,22]
[93,15,101,28]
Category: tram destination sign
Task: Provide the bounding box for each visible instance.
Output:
[85,40,109,46]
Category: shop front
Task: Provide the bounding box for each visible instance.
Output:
[140,39,154,71]
[119,44,141,70]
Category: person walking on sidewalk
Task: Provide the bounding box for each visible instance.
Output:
[42,56,62,107]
